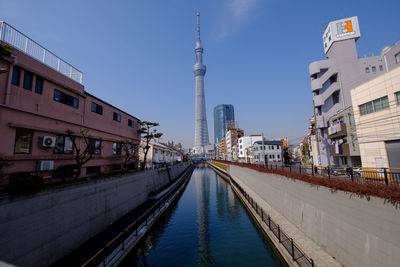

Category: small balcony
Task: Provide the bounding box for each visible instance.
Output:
[314,95,324,107]
[315,115,327,128]
[328,123,347,139]
[311,78,323,92]
[329,143,350,157]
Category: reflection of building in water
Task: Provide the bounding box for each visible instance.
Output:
[195,168,214,265]
[215,174,229,217]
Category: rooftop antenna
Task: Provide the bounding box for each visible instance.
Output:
[196,12,200,40]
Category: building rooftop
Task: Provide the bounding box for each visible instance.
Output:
[254,140,283,146]
[0,21,83,84]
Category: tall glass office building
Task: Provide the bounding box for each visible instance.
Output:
[213,104,235,144]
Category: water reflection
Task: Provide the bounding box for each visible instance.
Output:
[122,166,285,267]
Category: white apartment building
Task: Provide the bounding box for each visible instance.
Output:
[252,141,283,164]
[238,135,262,162]
[139,142,181,169]
[351,64,400,168]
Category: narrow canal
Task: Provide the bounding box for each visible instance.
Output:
[121,165,285,266]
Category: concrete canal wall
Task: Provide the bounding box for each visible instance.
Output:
[0,162,190,267]
[226,164,400,267]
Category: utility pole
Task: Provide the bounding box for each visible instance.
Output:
[313,99,320,166]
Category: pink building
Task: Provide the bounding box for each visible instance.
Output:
[0,22,141,181]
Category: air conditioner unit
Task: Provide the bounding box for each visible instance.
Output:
[40,136,56,148]
[37,160,54,171]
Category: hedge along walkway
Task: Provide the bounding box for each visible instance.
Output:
[211,161,227,171]
[214,160,400,204]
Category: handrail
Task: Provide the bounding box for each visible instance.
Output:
[81,165,193,267]
[0,21,83,84]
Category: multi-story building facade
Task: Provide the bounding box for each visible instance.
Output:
[351,56,400,168]
[309,16,397,167]
[213,104,234,144]
[139,142,181,169]
[238,135,262,163]
[225,128,244,161]
[218,138,226,160]
[0,22,141,180]
[252,140,283,164]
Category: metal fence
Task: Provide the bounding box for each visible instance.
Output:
[0,21,83,84]
[225,161,400,187]
[230,177,315,267]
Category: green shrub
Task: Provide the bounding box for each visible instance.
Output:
[7,172,44,195]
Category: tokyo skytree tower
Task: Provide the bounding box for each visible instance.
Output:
[193,12,210,154]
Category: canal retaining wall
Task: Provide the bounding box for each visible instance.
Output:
[0,162,190,267]
[227,164,400,267]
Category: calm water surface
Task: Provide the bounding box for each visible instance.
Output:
[121,165,285,267]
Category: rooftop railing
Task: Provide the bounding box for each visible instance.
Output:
[0,21,83,84]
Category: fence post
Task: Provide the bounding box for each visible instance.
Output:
[268,215,271,229]
[278,225,281,242]
[311,163,314,176]
[350,167,354,182]
[291,238,295,260]
[384,168,389,185]
[328,166,330,179]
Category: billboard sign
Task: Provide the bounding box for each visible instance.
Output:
[323,16,360,54]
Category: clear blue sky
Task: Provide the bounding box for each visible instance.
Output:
[1,0,399,148]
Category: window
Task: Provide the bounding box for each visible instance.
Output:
[340,157,348,165]
[332,90,340,104]
[35,77,43,94]
[113,142,121,155]
[87,166,101,174]
[91,102,103,115]
[112,164,121,171]
[317,106,322,116]
[113,112,121,122]
[23,71,33,90]
[269,155,272,159]
[371,66,376,72]
[365,67,370,73]
[11,67,21,86]
[276,145,279,149]
[396,92,400,105]
[54,89,79,109]
[379,65,383,71]
[54,136,73,154]
[329,73,337,84]
[277,154,280,159]
[395,53,400,64]
[88,139,101,154]
[14,128,32,154]
[128,119,134,127]
[359,96,389,115]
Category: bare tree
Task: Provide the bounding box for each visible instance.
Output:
[138,121,163,170]
[121,140,139,170]
[0,157,13,181]
[67,129,96,180]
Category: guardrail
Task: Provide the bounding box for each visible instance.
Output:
[218,160,400,187]
[81,165,194,267]
[0,21,83,84]
[230,177,316,267]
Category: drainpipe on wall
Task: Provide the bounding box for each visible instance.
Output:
[4,56,16,105]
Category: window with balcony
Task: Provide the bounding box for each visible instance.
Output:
[359,96,389,115]
[54,89,79,109]
[329,73,337,84]
[396,92,400,105]
[54,136,73,154]
[113,112,121,122]
[379,65,383,71]
[372,66,376,72]
[14,128,32,154]
[23,71,33,90]
[365,67,370,73]
[332,90,340,104]
[91,102,103,115]
[35,77,43,94]
[11,66,21,86]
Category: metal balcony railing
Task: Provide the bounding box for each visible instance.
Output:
[0,21,82,84]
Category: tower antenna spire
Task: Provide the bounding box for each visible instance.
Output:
[196,11,200,40]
